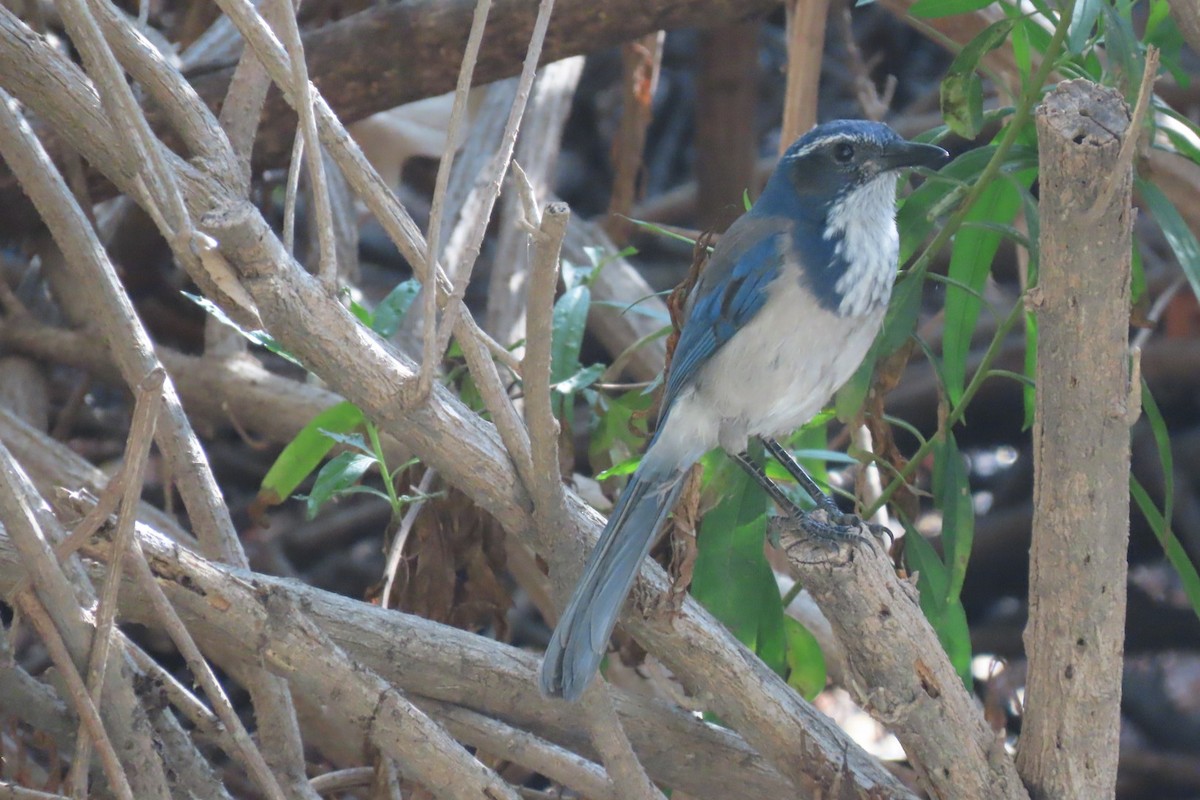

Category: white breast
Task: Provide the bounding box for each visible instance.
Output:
[651,263,888,464]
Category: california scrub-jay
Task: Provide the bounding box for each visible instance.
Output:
[541,120,948,701]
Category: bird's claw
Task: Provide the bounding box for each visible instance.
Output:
[791,509,892,551]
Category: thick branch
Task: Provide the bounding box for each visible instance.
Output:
[1017,79,1133,800]
[775,518,1028,800]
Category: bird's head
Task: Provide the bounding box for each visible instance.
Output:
[766,119,949,209]
[757,120,949,316]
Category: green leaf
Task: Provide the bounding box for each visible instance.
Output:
[301,451,377,519]
[1131,477,1200,622]
[182,292,303,367]
[691,456,786,676]
[1067,0,1102,55]
[595,454,641,481]
[933,433,974,603]
[257,402,365,508]
[1138,178,1200,302]
[588,388,654,484]
[318,428,372,455]
[372,279,421,337]
[1142,381,1174,526]
[1100,3,1142,94]
[783,617,827,700]
[897,145,998,265]
[942,170,1028,407]
[905,527,973,685]
[910,0,997,19]
[940,19,1017,138]
[349,299,372,326]
[551,284,591,385]
[554,363,605,395]
[1131,233,1146,305]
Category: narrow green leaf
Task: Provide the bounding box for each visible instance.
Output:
[182,292,303,367]
[905,528,973,684]
[939,19,1017,138]
[691,458,786,676]
[1067,0,1102,54]
[897,145,999,264]
[1141,381,1174,526]
[942,172,1027,407]
[1100,3,1142,93]
[1131,477,1200,621]
[257,402,365,508]
[933,433,974,603]
[595,455,641,481]
[554,363,605,395]
[1131,233,1146,305]
[1138,178,1200,301]
[318,428,372,455]
[551,285,591,385]
[302,451,377,519]
[373,279,421,337]
[783,617,827,700]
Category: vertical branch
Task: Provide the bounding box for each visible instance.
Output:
[415,0,494,400]
[780,0,830,148]
[1017,80,1134,798]
[267,0,337,286]
[486,57,584,346]
[694,21,760,229]
[425,0,560,392]
[69,369,163,797]
[604,32,664,243]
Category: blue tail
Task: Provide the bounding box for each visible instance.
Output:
[539,458,688,700]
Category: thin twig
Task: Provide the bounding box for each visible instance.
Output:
[267,0,337,287]
[604,33,664,243]
[117,520,290,800]
[380,468,438,609]
[69,368,164,796]
[519,181,571,516]
[415,0,495,402]
[18,594,134,800]
[60,0,187,232]
[309,768,375,795]
[1083,46,1159,225]
[284,129,304,257]
[1131,274,1186,352]
[426,0,560,391]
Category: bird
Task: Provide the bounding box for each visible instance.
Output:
[540,120,949,702]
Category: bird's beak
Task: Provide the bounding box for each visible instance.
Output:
[880,140,950,172]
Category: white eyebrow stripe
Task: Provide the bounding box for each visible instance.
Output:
[785,133,864,162]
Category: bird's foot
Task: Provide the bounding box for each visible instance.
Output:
[792,508,892,549]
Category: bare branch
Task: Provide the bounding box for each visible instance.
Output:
[775,517,1028,800]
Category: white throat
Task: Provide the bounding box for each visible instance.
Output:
[824,174,901,317]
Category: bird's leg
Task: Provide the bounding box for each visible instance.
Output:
[759,437,890,543]
[732,451,805,516]
[732,451,867,545]
[760,437,841,516]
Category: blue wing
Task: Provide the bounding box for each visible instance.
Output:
[663,215,790,409]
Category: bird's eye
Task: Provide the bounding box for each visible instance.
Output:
[833,142,855,163]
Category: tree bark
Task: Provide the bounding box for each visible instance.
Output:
[1017,79,1134,799]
